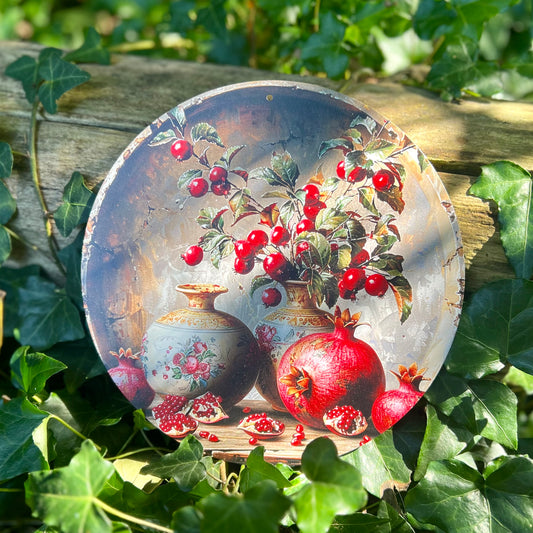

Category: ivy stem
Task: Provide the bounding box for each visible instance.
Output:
[28,97,66,277]
[105,446,172,461]
[5,226,39,251]
[95,498,174,533]
[47,414,101,451]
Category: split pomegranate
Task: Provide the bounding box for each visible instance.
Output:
[371,362,427,433]
[108,348,155,407]
[151,394,197,437]
[323,405,368,437]
[188,391,228,424]
[237,412,285,439]
[277,307,386,428]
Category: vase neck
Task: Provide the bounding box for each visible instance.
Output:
[284,281,316,309]
[176,283,228,310]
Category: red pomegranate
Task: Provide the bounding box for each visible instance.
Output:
[108,348,155,408]
[371,362,427,433]
[277,307,386,428]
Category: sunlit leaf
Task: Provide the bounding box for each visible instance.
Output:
[149,129,179,147]
[240,447,291,491]
[64,27,110,65]
[388,275,412,323]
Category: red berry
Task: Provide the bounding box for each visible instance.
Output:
[338,280,356,300]
[170,139,193,161]
[302,183,320,200]
[365,273,389,297]
[249,437,258,445]
[181,245,203,266]
[296,241,310,255]
[209,166,227,182]
[330,243,339,252]
[188,178,208,197]
[296,219,314,234]
[270,226,290,246]
[342,268,366,292]
[234,257,254,274]
[372,170,395,191]
[351,249,370,267]
[263,252,290,282]
[347,166,366,183]
[247,229,269,250]
[234,239,255,260]
[303,200,326,221]
[211,180,231,196]
[336,160,345,178]
[262,287,282,307]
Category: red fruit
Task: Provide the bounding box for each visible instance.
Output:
[262,287,282,308]
[234,256,255,274]
[171,139,193,161]
[372,170,395,191]
[152,394,188,419]
[249,436,259,445]
[347,167,366,183]
[270,226,290,246]
[247,229,269,250]
[181,245,203,266]
[234,239,255,260]
[188,178,209,197]
[296,241,310,256]
[263,252,290,281]
[342,268,366,292]
[277,307,386,428]
[338,280,356,301]
[188,391,228,424]
[302,183,320,200]
[296,219,314,234]
[303,200,326,221]
[238,413,285,439]
[351,249,370,267]
[108,348,155,407]
[336,160,345,178]
[211,180,231,196]
[371,363,426,433]
[323,405,368,437]
[365,274,389,297]
[209,166,227,182]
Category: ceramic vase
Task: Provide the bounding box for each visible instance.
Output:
[141,283,260,409]
[254,280,334,411]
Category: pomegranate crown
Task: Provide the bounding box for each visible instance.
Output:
[392,362,428,390]
[329,306,367,330]
[110,347,139,361]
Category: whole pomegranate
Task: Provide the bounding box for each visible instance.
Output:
[277,307,386,428]
[108,348,155,408]
[371,362,427,433]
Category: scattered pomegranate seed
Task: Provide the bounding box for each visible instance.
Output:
[359,435,372,446]
[292,431,305,440]
[242,406,252,413]
[208,433,219,442]
[249,437,258,445]
[198,431,210,439]
[295,424,304,433]
[290,437,303,446]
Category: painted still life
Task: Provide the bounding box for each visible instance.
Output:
[81,81,464,461]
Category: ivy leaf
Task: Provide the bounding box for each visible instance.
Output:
[16,275,85,350]
[239,447,291,491]
[445,279,533,378]
[0,397,48,482]
[425,369,518,450]
[469,161,533,280]
[140,435,206,491]
[344,430,411,499]
[57,230,85,309]
[10,346,66,397]
[63,27,110,65]
[54,172,95,237]
[293,438,367,533]
[388,275,412,323]
[0,142,13,179]
[0,179,16,225]
[199,480,291,533]
[25,440,115,533]
[37,48,91,114]
[191,122,224,147]
[0,226,12,265]
[5,54,40,103]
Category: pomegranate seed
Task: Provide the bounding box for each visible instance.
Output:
[242,406,252,413]
[359,435,372,446]
[198,431,210,439]
[249,437,258,445]
[292,431,305,440]
[208,433,219,442]
[295,424,304,433]
[290,437,303,446]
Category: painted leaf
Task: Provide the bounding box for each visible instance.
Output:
[10,346,66,396]
[229,189,258,223]
[249,166,286,187]
[63,27,110,65]
[368,253,404,277]
[0,142,13,179]
[446,279,533,378]
[315,207,349,232]
[259,203,280,227]
[350,114,377,135]
[149,129,178,147]
[170,106,187,136]
[219,145,246,167]
[388,275,412,323]
[0,179,16,225]
[358,186,379,216]
[196,206,225,229]
[321,271,340,308]
[178,168,203,189]
[54,172,95,237]
[306,269,326,306]
[365,139,397,161]
[25,440,115,533]
[344,150,369,175]
[0,397,48,481]
[469,161,533,280]
[304,231,331,268]
[191,122,224,147]
[5,54,39,103]
[37,48,91,114]
[376,185,405,214]
[250,275,274,297]
[141,435,206,491]
[318,137,353,158]
[271,151,299,189]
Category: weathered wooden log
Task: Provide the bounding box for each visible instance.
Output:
[1,40,532,292]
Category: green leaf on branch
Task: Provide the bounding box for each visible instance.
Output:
[5,54,40,103]
[469,161,533,280]
[271,151,299,189]
[64,27,110,65]
[0,397,48,482]
[0,142,13,179]
[191,122,224,147]
[239,447,291,491]
[445,279,533,378]
[425,369,518,450]
[292,438,367,533]
[25,440,115,533]
[10,346,66,397]
[140,435,206,491]
[318,138,353,158]
[0,179,16,225]
[388,275,412,323]
[54,172,95,237]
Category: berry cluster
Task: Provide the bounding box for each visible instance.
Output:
[336,161,396,193]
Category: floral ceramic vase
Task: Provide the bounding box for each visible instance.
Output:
[254,280,334,411]
[141,283,260,409]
